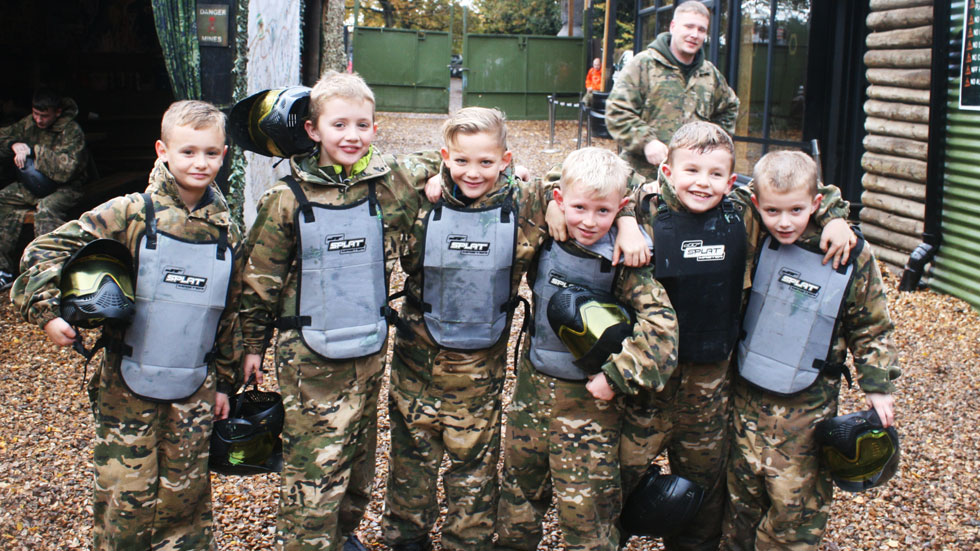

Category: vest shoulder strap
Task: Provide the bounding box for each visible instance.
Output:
[282,176,315,222]
[141,193,157,249]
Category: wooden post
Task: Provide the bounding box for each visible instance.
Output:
[568,0,575,36]
[601,0,617,92]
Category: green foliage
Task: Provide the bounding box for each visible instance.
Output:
[348,0,466,52]
[473,0,561,35]
[589,1,636,50]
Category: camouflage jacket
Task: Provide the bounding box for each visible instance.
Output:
[11,159,245,393]
[0,97,92,188]
[398,161,552,346]
[525,239,679,396]
[240,147,441,354]
[606,32,739,177]
[782,230,900,394]
[636,169,851,293]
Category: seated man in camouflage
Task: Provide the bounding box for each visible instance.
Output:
[0,88,92,289]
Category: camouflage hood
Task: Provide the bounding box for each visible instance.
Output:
[146,158,233,225]
[47,97,81,134]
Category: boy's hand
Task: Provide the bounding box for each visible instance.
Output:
[866,393,895,428]
[12,142,31,169]
[215,392,231,421]
[514,165,531,181]
[424,174,443,203]
[44,317,77,347]
[243,353,264,385]
[546,200,568,241]
[613,217,650,267]
[819,218,857,269]
[586,373,616,401]
[643,139,668,166]
[641,180,660,196]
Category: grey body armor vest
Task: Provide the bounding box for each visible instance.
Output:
[419,194,518,350]
[279,177,390,360]
[119,193,233,402]
[529,238,618,381]
[649,196,746,364]
[737,236,862,396]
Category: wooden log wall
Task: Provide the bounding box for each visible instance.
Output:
[861,0,933,273]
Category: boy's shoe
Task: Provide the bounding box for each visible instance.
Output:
[391,537,433,551]
[343,535,369,551]
[0,270,13,291]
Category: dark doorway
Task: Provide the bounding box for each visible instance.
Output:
[1,0,174,188]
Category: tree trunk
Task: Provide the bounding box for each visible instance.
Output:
[866,6,933,31]
[861,190,926,219]
[862,173,927,200]
[320,0,347,74]
[864,48,931,68]
[860,222,922,252]
[866,85,930,105]
[864,99,930,123]
[863,134,928,161]
[866,25,933,49]
[866,68,931,89]
[860,207,925,236]
[864,116,929,140]
[862,152,928,182]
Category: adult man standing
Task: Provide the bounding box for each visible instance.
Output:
[605,0,738,179]
[0,89,91,289]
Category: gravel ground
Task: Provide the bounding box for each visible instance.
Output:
[1,112,978,550]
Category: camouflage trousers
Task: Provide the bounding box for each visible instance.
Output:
[383,330,506,551]
[721,378,839,551]
[0,181,82,271]
[275,330,382,551]
[620,358,733,551]
[88,353,216,551]
[496,362,626,551]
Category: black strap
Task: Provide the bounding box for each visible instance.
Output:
[500,187,515,224]
[283,176,315,223]
[216,226,228,260]
[276,316,312,330]
[721,198,740,224]
[814,359,853,388]
[512,295,531,371]
[141,193,158,249]
[368,182,379,217]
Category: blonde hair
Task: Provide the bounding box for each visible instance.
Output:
[674,0,710,20]
[560,147,631,198]
[160,100,226,143]
[752,150,819,197]
[442,107,508,150]
[309,70,376,121]
[667,121,735,171]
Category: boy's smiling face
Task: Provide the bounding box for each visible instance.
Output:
[440,131,512,200]
[662,146,736,213]
[305,96,377,173]
[752,187,822,245]
[155,123,227,207]
[554,182,628,246]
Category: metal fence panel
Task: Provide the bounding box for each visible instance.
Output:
[932,1,980,309]
[464,34,585,120]
[353,27,450,113]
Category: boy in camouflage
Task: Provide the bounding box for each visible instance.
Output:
[605,0,739,179]
[239,71,441,551]
[625,121,854,551]
[721,151,900,550]
[495,147,679,551]
[10,100,244,550]
[383,107,650,551]
[0,88,93,289]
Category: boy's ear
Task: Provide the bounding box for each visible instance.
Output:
[725,172,737,194]
[618,196,630,210]
[304,119,320,142]
[440,147,451,162]
[553,187,564,208]
[660,162,672,179]
[220,144,229,161]
[811,192,823,212]
[154,139,168,161]
[750,193,759,209]
[502,149,513,166]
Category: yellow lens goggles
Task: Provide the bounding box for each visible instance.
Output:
[558,301,629,360]
[821,429,896,482]
[61,254,135,299]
